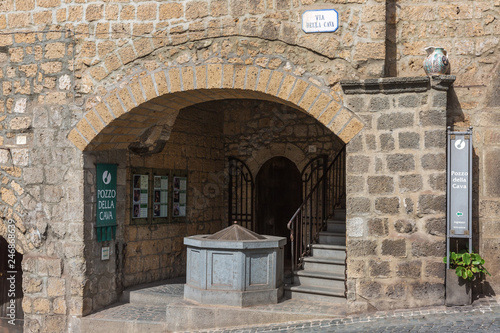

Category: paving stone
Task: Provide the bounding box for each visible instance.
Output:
[82,281,500,333]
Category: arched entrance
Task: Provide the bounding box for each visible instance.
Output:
[72,61,357,312]
[256,157,301,242]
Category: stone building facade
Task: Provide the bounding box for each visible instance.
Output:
[0,0,499,332]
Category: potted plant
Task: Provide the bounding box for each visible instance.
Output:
[443,250,491,306]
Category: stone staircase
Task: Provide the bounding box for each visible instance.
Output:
[285,209,346,303]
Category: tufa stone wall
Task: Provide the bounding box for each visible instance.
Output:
[82,150,127,315]
[69,35,365,153]
[123,104,225,288]
[342,76,454,310]
[81,103,225,314]
[0,0,499,329]
[0,31,85,332]
[394,0,500,293]
[223,98,345,176]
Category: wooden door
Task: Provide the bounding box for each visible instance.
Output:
[256,157,301,240]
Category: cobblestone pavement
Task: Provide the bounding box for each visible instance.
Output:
[84,280,500,333]
[88,302,167,322]
[190,298,500,333]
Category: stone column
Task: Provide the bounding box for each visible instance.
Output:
[340,76,455,311]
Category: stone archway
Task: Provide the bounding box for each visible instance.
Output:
[73,58,361,315]
[68,64,363,152]
[243,143,306,180]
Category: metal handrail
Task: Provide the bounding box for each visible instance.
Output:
[287,146,346,273]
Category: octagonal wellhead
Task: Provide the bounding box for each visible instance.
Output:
[184,224,286,307]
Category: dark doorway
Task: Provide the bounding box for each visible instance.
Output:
[256,157,301,251]
[0,236,24,331]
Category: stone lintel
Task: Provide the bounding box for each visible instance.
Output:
[340,76,456,95]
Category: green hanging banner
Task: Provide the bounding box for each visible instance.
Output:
[96,164,117,242]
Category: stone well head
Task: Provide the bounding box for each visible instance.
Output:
[184,224,287,307]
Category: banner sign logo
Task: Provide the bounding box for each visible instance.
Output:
[102,170,112,185]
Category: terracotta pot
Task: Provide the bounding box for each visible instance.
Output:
[423,47,450,75]
[445,269,472,306]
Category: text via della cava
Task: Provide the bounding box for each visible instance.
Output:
[302,10,339,33]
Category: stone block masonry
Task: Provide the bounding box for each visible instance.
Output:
[341,76,454,311]
[0,0,498,331]
[82,103,226,315]
[0,30,84,332]
[223,99,345,178]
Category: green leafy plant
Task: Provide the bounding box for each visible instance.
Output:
[443,250,491,281]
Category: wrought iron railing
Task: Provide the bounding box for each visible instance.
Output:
[287,146,346,271]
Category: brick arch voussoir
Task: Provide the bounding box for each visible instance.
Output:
[69,64,362,151]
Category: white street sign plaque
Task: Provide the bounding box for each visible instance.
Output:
[302,9,339,33]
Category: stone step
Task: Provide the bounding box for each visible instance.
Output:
[326,220,346,233]
[165,299,335,331]
[293,270,345,289]
[127,288,184,306]
[302,257,345,273]
[333,209,346,219]
[80,300,337,333]
[284,285,346,303]
[318,231,346,245]
[311,244,346,260]
[80,303,167,333]
[121,277,185,306]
